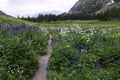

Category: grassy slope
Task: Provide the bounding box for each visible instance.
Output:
[0,15,38,26]
[0,15,120,80]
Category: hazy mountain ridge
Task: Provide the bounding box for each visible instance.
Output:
[27,10,63,18]
[0,10,12,17]
[41,10,63,15]
[0,10,7,16]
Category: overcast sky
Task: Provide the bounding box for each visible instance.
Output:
[0,0,78,17]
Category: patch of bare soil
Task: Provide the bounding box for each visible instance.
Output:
[32,35,52,80]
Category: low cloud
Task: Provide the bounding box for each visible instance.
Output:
[1,0,78,17]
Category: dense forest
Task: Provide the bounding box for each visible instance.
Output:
[97,6,120,21]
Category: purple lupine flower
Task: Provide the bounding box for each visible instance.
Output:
[79,67,83,72]
[55,35,59,41]
[92,39,96,44]
[73,31,76,34]
[56,28,61,32]
[28,26,33,31]
[94,59,100,69]
[65,36,70,42]
[0,24,5,28]
[64,53,69,60]
[99,43,101,48]
[16,26,21,31]
[77,44,81,51]
[3,27,10,33]
[54,35,59,45]
[72,50,77,69]
[85,30,92,34]
[21,25,26,29]
[73,50,77,57]
[72,58,76,69]
[73,40,76,47]
[109,39,113,45]
[84,44,88,49]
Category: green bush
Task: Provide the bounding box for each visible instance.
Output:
[0,37,38,80]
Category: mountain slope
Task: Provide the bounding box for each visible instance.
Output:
[0,10,7,16]
[69,0,120,14]
[97,2,120,13]
[96,2,120,21]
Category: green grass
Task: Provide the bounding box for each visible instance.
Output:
[0,15,120,80]
[0,24,48,80]
[38,20,120,28]
[46,20,120,80]
[0,15,38,26]
[0,15,120,27]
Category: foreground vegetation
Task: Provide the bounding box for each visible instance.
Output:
[47,21,120,80]
[0,15,120,80]
[0,24,47,80]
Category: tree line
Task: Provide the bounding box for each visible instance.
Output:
[19,7,120,22]
[97,7,120,21]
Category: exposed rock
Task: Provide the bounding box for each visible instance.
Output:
[69,0,119,14]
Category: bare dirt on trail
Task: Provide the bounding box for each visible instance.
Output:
[32,35,52,80]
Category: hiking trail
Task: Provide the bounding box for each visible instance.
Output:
[32,35,52,80]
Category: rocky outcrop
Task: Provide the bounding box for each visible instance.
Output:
[69,0,119,14]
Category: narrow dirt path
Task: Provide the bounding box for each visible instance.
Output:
[32,35,52,80]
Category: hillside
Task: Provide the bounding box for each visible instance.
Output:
[97,2,120,13]
[0,10,39,26]
[0,15,37,26]
[0,12,120,80]
[95,1,120,21]
[69,0,120,14]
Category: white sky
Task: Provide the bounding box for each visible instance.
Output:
[0,0,78,17]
